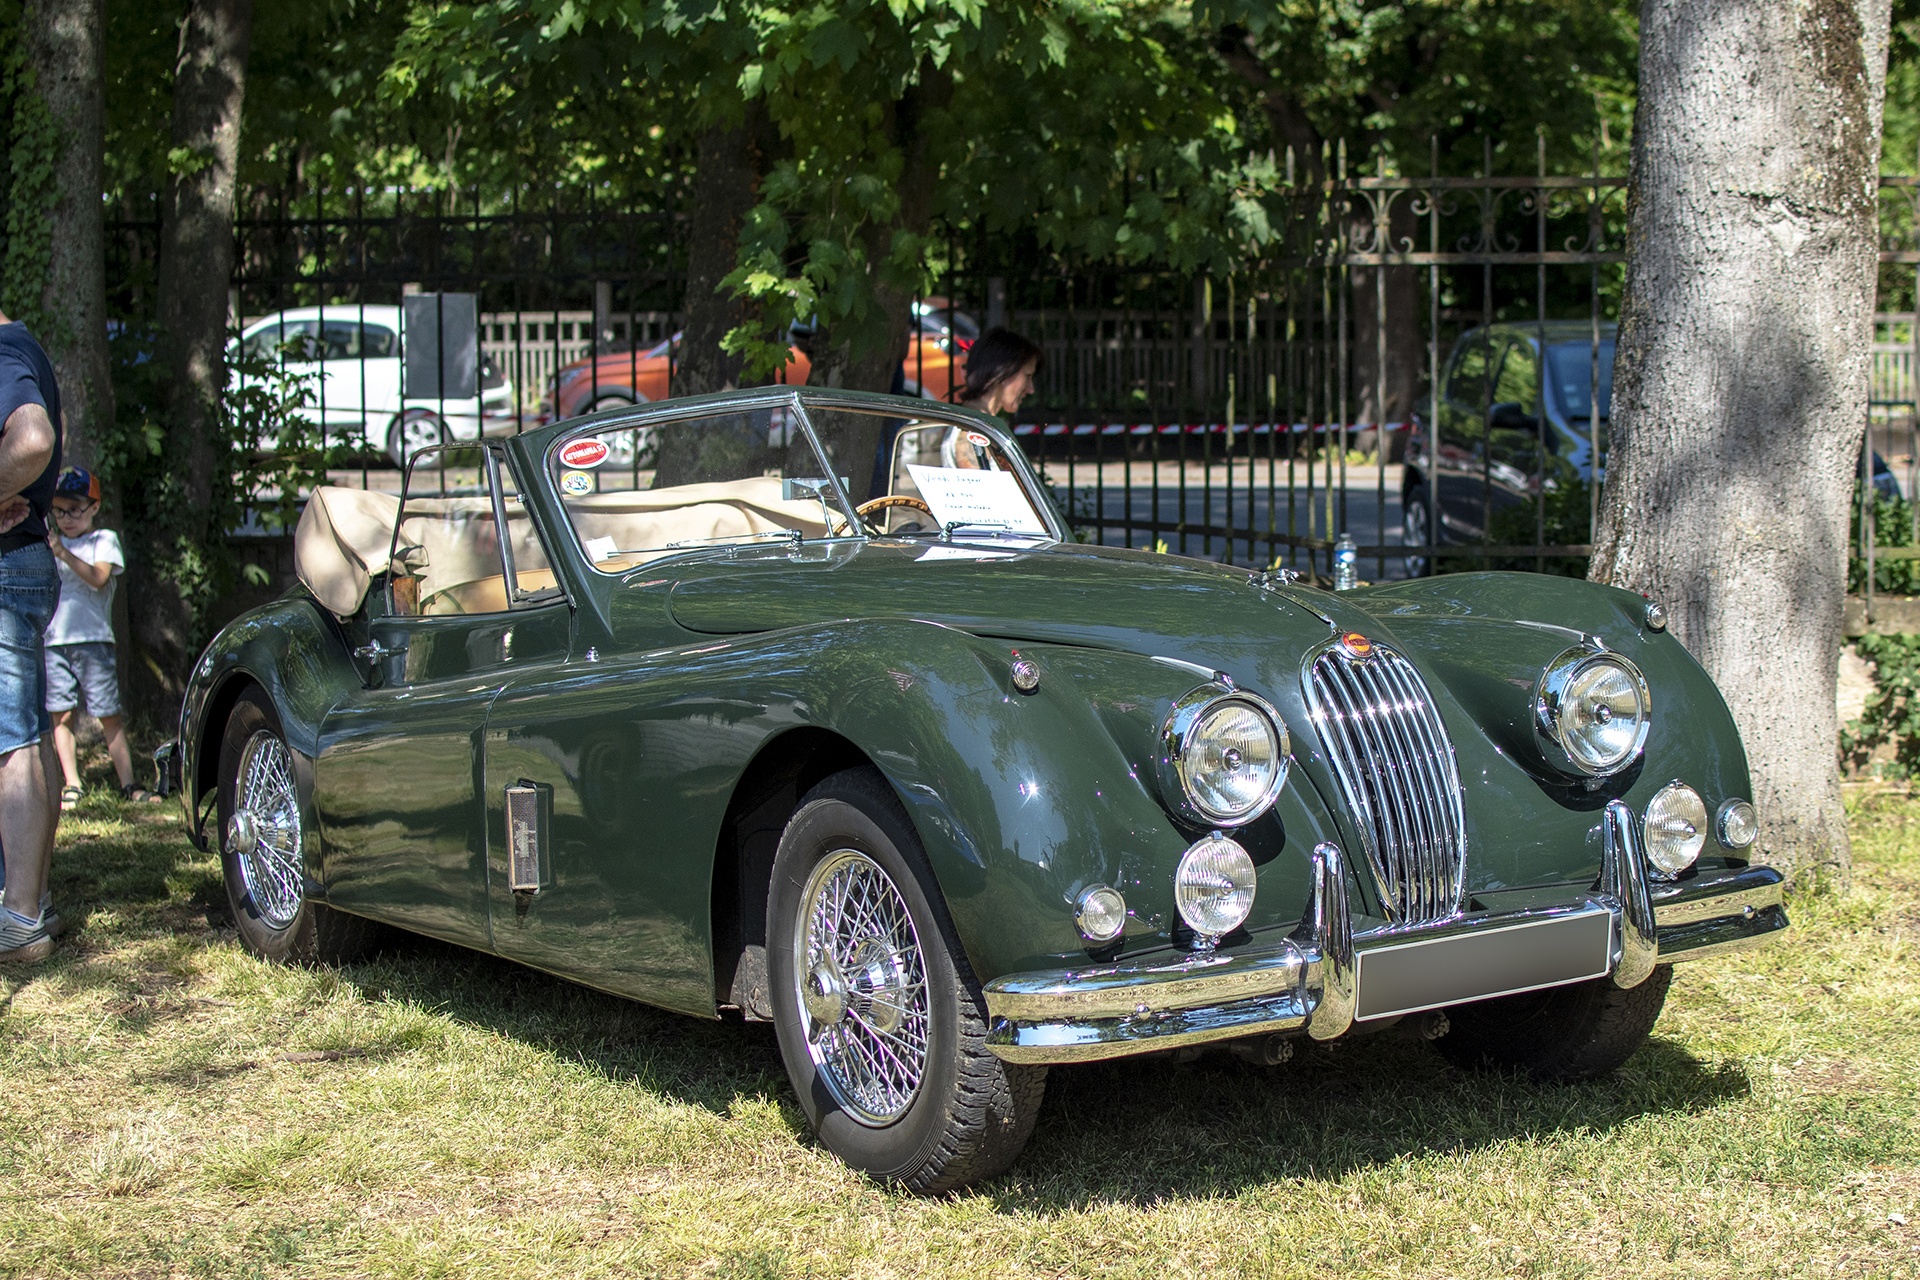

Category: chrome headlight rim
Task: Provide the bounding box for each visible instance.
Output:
[1644,780,1708,878]
[1716,797,1758,849]
[1174,832,1258,944]
[1533,647,1652,778]
[1157,684,1290,827]
[1073,883,1128,944]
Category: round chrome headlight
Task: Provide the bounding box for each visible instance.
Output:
[1074,884,1127,944]
[1159,687,1288,826]
[1174,834,1257,940]
[1535,649,1651,777]
[1645,782,1708,876]
[1717,797,1758,849]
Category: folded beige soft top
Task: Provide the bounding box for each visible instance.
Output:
[294,486,402,617]
[294,478,835,618]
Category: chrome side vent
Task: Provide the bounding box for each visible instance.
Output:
[1305,642,1467,924]
[506,782,549,893]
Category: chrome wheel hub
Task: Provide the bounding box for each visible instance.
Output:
[230,729,304,929]
[226,810,259,856]
[793,849,929,1126]
[804,960,849,1025]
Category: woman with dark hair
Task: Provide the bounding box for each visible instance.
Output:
[947,328,1042,468]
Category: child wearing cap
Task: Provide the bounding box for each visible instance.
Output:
[43,467,150,807]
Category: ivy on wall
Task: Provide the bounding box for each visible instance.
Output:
[0,0,63,341]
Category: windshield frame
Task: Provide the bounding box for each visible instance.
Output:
[792,388,1069,544]
[541,388,870,575]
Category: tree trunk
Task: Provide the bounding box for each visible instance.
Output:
[1592,0,1891,887]
[651,103,781,490]
[802,65,952,481]
[129,0,250,728]
[21,0,110,474]
[673,102,778,399]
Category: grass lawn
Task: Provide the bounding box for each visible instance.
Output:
[4,766,1918,1279]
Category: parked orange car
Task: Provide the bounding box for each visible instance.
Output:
[545,304,978,420]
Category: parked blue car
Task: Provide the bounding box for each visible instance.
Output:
[1402,321,1614,576]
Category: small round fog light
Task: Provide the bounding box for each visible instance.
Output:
[1645,782,1708,877]
[1717,798,1758,849]
[1074,884,1127,943]
[1174,834,1256,942]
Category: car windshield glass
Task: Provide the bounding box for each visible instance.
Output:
[872,415,1052,537]
[550,402,858,572]
[1547,340,1615,418]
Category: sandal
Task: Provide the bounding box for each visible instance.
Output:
[58,784,81,811]
[121,784,163,804]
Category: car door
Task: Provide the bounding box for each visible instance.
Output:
[313,442,571,949]
[339,317,402,431]
[1436,334,1496,537]
[479,403,847,1015]
[1484,338,1547,514]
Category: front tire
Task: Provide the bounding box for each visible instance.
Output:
[217,689,379,965]
[1402,487,1435,578]
[1431,965,1673,1082]
[767,767,1046,1192]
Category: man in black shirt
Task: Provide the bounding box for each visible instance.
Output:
[0,308,63,962]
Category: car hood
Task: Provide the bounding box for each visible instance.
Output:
[664,539,1347,674]
[651,538,1741,899]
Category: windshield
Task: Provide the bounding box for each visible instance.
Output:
[811,408,1054,538]
[548,401,861,572]
[1546,340,1615,419]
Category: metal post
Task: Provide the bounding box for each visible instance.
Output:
[1428,136,1442,579]
[1375,149,1389,581]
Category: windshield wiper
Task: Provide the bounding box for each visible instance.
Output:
[939,520,1047,541]
[664,528,805,550]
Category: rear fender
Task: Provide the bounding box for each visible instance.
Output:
[179,594,359,852]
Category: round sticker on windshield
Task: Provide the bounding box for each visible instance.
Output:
[558,437,610,469]
[965,432,992,448]
[559,470,595,497]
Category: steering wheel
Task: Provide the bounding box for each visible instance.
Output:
[854,494,934,534]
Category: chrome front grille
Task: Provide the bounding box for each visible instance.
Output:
[1305,644,1467,924]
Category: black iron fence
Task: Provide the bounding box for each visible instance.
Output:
[108,141,1642,579]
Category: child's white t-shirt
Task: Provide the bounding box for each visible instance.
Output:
[46,528,123,645]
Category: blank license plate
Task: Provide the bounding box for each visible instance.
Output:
[1354,909,1614,1022]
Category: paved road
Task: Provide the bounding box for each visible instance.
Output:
[1064,482,1414,581]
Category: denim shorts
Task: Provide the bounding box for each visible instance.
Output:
[0,542,59,756]
[46,641,121,718]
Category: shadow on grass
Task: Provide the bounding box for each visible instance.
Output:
[309,927,1748,1209]
[43,792,1754,1207]
[329,931,794,1123]
[990,1029,1750,1209]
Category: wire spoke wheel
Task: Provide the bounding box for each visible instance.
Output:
[795,848,930,1126]
[228,729,305,929]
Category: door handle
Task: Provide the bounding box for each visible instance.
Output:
[353,638,408,661]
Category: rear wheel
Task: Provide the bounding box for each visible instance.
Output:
[386,410,446,468]
[217,689,380,965]
[1431,965,1672,1082]
[767,767,1046,1192]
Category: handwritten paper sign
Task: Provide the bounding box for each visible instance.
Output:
[905,465,1048,535]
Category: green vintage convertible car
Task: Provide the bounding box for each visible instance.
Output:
[171,387,1787,1191]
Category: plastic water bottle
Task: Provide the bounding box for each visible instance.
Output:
[1333,532,1358,590]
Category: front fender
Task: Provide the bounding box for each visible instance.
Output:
[784,623,1349,982]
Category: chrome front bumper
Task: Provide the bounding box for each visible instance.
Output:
[983,799,1788,1065]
